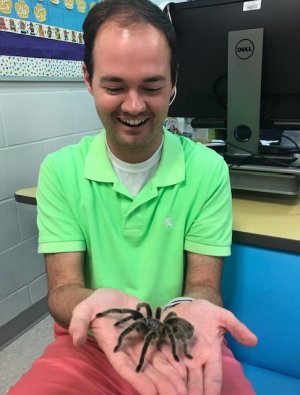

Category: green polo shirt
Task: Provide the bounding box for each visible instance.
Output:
[37,128,232,307]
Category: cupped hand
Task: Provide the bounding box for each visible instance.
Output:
[69,288,188,395]
[160,299,258,395]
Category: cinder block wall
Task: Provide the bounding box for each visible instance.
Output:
[0,80,102,342]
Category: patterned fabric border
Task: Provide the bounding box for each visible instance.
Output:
[0,55,83,78]
[0,30,84,60]
[0,16,84,44]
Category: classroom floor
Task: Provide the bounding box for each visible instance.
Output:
[0,315,54,395]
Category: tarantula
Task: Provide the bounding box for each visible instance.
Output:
[96,302,194,372]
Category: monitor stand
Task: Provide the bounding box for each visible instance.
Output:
[226,28,264,157]
[224,28,300,195]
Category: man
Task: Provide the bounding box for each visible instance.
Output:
[9,0,257,394]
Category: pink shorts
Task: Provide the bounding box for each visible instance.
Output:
[8,323,255,395]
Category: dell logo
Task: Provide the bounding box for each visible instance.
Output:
[235,39,255,59]
[237,47,252,52]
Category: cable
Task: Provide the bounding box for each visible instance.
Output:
[169,86,177,106]
[165,3,173,23]
[281,134,300,153]
[225,141,299,168]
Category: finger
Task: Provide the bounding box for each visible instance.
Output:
[150,350,188,395]
[109,351,158,395]
[159,343,188,381]
[186,365,204,395]
[221,311,258,346]
[119,341,186,395]
[203,357,222,395]
[145,361,186,395]
[69,311,91,347]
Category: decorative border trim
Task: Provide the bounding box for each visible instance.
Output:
[0,16,84,44]
[0,55,83,78]
[1,30,84,60]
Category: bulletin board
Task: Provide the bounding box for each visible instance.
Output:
[0,0,99,79]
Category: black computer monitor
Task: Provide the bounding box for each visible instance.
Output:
[167,0,300,159]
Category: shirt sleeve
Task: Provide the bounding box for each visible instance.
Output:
[184,158,232,257]
[37,154,86,254]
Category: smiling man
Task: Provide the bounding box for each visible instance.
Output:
[9,1,257,394]
[84,21,174,163]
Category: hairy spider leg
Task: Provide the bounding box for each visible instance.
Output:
[164,325,180,362]
[155,311,177,351]
[136,331,158,372]
[175,329,193,359]
[136,302,153,318]
[155,306,162,320]
[164,318,194,359]
[113,310,144,326]
[179,332,193,359]
[164,311,178,320]
[114,320,148,352]
[96,308,144,318]
[114,314,139,327]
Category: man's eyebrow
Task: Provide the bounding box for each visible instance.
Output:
[100,75,167,83]
[143,76,167,83]
[100,76,123,83]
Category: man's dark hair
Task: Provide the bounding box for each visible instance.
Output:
[83,0,178,86]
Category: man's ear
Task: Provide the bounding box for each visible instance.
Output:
[170,67,178,98]
[82,63,93,96]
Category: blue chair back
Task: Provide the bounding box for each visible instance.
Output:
[222,243,300,379]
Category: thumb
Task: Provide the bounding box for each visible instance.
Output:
[222,310,258,346]
[69,308,92,347]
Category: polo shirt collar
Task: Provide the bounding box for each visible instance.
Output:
[84,130,116,182]
[84,128,185,187]
[153,128,185,187]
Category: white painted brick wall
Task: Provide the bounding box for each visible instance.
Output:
[0,80,102,327]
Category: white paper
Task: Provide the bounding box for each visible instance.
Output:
[243,0,262,12]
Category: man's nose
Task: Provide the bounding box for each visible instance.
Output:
[121,90,146,114]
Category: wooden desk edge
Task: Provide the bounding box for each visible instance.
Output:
[233,230,300,253]
[14,188,300,252]
[15,189,37,206]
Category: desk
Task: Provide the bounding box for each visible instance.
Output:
[15,187,300,252]
[15,187,37,205]
[232,193,300,253]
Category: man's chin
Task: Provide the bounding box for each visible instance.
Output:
[117,135,149,148]
[115,126,151,144]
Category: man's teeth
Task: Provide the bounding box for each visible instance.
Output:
[120,118,147,126]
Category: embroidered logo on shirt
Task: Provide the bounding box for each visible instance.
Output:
[164,217,174,229]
